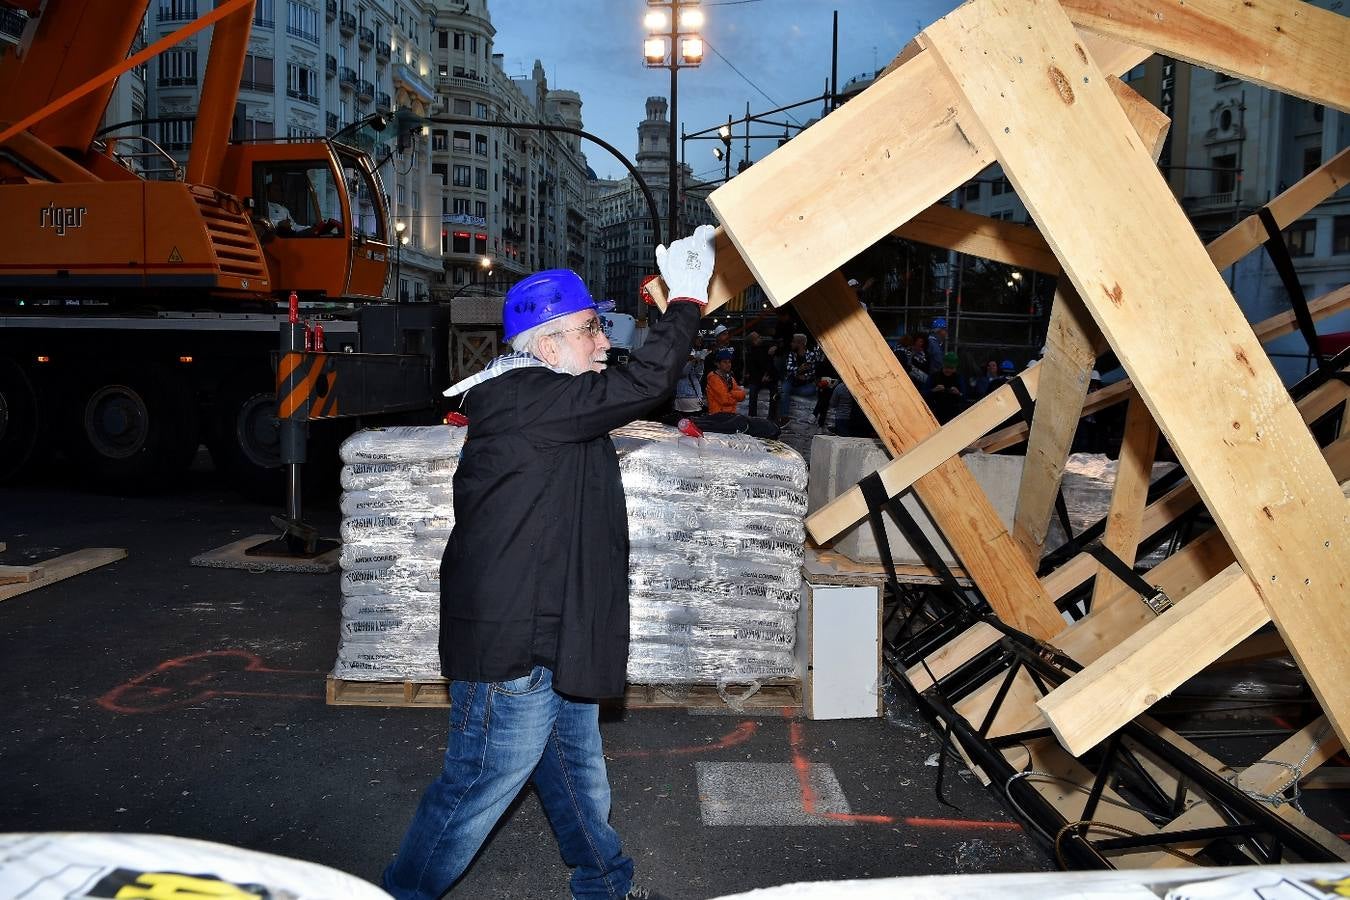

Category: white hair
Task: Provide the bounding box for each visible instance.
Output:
[509,320,556,355]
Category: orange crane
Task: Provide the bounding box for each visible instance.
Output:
[0,0,448,502]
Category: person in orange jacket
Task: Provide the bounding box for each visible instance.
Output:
[705,349,746,414]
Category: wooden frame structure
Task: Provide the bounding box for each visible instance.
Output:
[649,0,1350,867]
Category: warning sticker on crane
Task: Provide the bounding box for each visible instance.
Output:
[168,246,183,263]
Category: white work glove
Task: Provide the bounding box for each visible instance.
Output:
[655,223,717,305]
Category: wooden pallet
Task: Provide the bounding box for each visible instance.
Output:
[325,675,802,710]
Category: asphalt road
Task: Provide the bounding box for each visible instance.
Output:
[0,459,1052,898]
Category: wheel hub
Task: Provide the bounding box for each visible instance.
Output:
[84,384,149,459]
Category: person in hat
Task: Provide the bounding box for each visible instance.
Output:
[926,317,948,375]
[925,350,966,424]
[705,347,746,415]
[381,227,718,900]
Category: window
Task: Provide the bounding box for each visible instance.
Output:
[962,182,980,202]
[475,134,488,156]
[452,165,471,187]
[1212,154,1237,194]
[474,233,487,254]
[1303,146,1321,177]
[157,49,197,86]
[432,163,447,185]
[991,176,1011,195]
[453,98,472,115]
[286,63,318,103]
[397,184,406,205]
[476,102,489,119]
[158,0,197,21]
[453,198,470,215]
[254,0,274,26]
[1285,219,1316,258]
[1333,216,1350,255]
[452,231,470,253]
[241,54,274,91]
[412,191,420,211]
[452,130,471,152]
[475,167,487,190]
[474,201,487,218]
[432,130,448,151]
[469,34,477,53]
[286,0,318,41]
[453,31,463,50]
[160,119,194,151]
[1123,62,1145,82]
[438,63,449,77]
[438,29,448,49]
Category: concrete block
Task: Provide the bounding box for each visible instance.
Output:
[807,436,1026,567]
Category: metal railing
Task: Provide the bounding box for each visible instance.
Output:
[339,11,356,32]
[286,24,318,43]
[356,79,374,100]
[325,54,337,76]
[339,67,357,88]
[286,88,319,106]
[357,26,374,48]
[325,0,336,19]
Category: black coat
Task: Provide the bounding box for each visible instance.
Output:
[439,303,700,698]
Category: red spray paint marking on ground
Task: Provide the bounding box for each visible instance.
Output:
[97,650,324,714]
[611,721,758,758]
[784,710,1021,831]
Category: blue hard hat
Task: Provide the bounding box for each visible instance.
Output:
[931,317,947,329]
[714,349,735,362]
[1000,359,1015,372]
[502,269,597,343]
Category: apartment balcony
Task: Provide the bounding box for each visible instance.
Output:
[286,88,319,106]
[325,0,336,20]
[339,11,356,34]
[0,7,28,45]
[157,8,195,22]
[326,111,339,133]
[376,92,393,115]
[339,67,357,90]
[325,54,337,77]
[375,42,390,63]
[356,79,374,102]
[358,26,374,49]
[157,75,197,88]
[239,78,273,92]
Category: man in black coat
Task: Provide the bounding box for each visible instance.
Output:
[382,226,715,900]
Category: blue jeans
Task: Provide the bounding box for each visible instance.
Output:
[382,666,634,899]
[779,378,817,417]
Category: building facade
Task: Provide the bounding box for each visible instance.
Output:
[133,0,597,304]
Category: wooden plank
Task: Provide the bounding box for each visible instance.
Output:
[1009,80,1166,567]
[1089,395,1159,611]
[974,279,1350,455]
[794,272,1066,640]
[804,368,1041,545]
[894,203,1060,274]
[906,621,1003,692]
[0,548,125,602]
[1207,148,1350,272]
[1039,563,1267,755]
[1060,0,1350,112]
[925,0,1350,750]
[801,547,970,587]
[1012,284,1103,564]
[1240,716,1341,798]
[705,36,1149,309]
[0,564,45,586]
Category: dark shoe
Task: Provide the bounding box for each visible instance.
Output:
[625,887,670,900]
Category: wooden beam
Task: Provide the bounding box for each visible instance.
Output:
[0,564,45,586]
[0,548,126,603]
[804,368,1041,545]
[893,204,1060,275]
[1011,284,1103,565]
[975,284,1350,454]
[794,272,1067,640]
[924,0,1350,750]
[1060,0,1350,113]
[706,34,1150,309]
[1009,79,1166,567]
[1039,563,1267,755]
[1207,147,1350,272]
[1089,395,1159,611]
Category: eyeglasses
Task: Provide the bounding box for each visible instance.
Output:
[548,317,605,339]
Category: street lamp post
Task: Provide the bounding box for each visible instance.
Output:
[393,219,407,302]
[480,255,493,298]
[644,1,703,245]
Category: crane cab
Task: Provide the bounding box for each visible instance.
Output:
[219,138,392,301]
